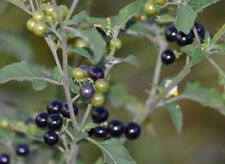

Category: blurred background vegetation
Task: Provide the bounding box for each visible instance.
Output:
[0,0,225,163]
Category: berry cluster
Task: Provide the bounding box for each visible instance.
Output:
[0,144,30,164]
[89,107,141,140]
[73,65,109,107]
[35,100,78,145]
[161,22,208,65]
[26,4,69,36]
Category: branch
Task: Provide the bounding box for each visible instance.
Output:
[5,0,32,15]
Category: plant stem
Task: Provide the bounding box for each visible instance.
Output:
[80,104,92,128]
[66,0,79,21]
[28,0,35,12]
[208,57,225,79]
[211,23,225,44]
[5,0,33,15]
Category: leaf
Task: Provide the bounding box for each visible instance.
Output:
[51,67,62,82]
[218,72,225,86]
[76,131,89,142]
[181,45,209,67]
[113,0,146,30]
[66,11,87,25]
[214,44,225,54]
[32,79,47,91]
[68,67,80,94]
[0,61,46,85]
[181,82,225,115]
[125,21,152,38]
[121,55,139,67]
[157,14,175,21]
[175,4,197,34]
[88,138,136,164]
[165,103,183,134]
[189,0,220,12]
[0,31,33,61]
[69,47,93,60]
[84,122,98,132]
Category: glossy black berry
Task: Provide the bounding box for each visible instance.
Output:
[80,83,95,99]
[47,114,62,130]
[176,31,194,46]
[44,131,59,145]
[161,49,175,65]
[35,112,48,128]
[80,64,90,75]
[47,100,63,114]
[94,126,108,138]
[125,122,141,140]
[92,107,109,123]
[108,120,124,137]
[0,154,10,164]
[15,144,29,156]
[61,103,79,118]
[25,118,33,125]
[89,66,104,81]
[194,22,205,36]
[165,26,177,42]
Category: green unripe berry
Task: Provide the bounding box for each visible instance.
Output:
[73,68,85,80]
[110,38,122,50]
[45,5,54,15]
[0,119,10,128]
[51,11,58,21]
[145,2,157,15]
[59,5,69,18]
[94,79,109,93]
[33,11,45,22]
[34,22,47,36]
[75,38,88,48]
[26,18,36,31]
[45,15,53,24]
[91,92,105,107]
[154,0,167,5]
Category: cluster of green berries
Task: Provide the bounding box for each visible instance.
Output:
[145,0,167,16]
[35,100,78,145]
[26,4,69,36]
[89,107,141,140]
[161,22,210,65]
[73,65,109,107]
[0,144,30,164]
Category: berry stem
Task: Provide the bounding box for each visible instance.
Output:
[80,103,93,129]
[211,23,225,45]
[28,0,35,13]
[65,0,79,21]
[5,0,33,15]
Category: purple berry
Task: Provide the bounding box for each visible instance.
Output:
[80,83,95,99]
[89,66,104,81]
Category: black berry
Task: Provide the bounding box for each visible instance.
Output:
[47,100,63,114]
[125,122,141,140]
[0,154,10,164]
[165,26,177,42]
[61,103,79,118]
[35,112,48,128]
[161,49,175,65]
[44,131,59,145]
[25,118,33,125]
[15,144,29,156]
[47,114,62,130]
[89,66,104,81]
[108,120,124,137]
[176,31,194,46]
[92,107,109,123]
[194,22,205,36]
[94,126,108,138]
[80,83,95,99]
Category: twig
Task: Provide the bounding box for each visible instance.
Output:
[5,0,33,15]
[28,0,35,12]
[65,0,79,21]
[80,104,92,128]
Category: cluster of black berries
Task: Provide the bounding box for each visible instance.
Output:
[0,144,29,164]
[161,22,207,65]
[73,65,109,107]
[35,100,79,145]
[89,107,141,140]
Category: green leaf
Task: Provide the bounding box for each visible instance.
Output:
[32,79,47,91]
[189,0,220,12]
[0,31,33,61]
[84,122,98,132]
[181,45,209,67]
[175,4,197,34]
[157,14,175,21]
[125,21,152,38]
[76,131,89,142]
[214,44,225,54]
[0,61,46,87]
[51,67,62,82]
[69,47,93,60]
[113,0,146,30]
[66,11,87,25]
[165,103,183,134]
[68,66,80,94]
[181,82,225,115]
[121,55,139,67]
[88,138,136,164]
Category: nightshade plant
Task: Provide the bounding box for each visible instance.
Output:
[0,0,225,163]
